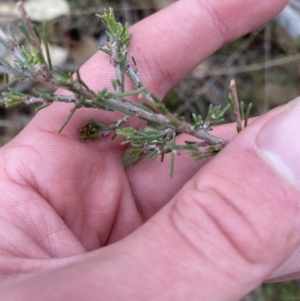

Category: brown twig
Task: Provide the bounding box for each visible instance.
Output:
[229,79,242,132]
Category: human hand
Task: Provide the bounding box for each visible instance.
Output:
[1,0,299,300]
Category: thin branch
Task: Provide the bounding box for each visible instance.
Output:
[0,6,233,172]
[229,79,242,133]
[203,53,300,76]
[16,2,42,53]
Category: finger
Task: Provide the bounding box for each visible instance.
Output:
[122,99,300,298]
[7,97,300,300]
[28,0,288,140]
[80,0,288,97]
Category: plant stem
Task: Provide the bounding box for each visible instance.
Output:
[229,79,242,133]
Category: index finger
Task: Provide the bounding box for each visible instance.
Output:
[31,0,288,135]
[81,0,288,96]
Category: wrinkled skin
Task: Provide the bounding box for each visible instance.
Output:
[1,1,300,300]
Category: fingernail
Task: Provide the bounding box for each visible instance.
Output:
[256,98,300,188]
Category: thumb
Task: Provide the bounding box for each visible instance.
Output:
[114,98,300,300]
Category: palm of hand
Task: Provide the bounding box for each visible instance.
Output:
[0,98,200,264]
[0,111,143,260]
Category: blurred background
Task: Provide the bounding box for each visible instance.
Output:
[0,0,300,299]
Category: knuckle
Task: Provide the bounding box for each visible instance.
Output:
[169,176,270,265]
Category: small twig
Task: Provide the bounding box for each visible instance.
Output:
[203,53,300,76]
[229,79,242,133]
[16,2,41,53]
[103,96,227,146]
